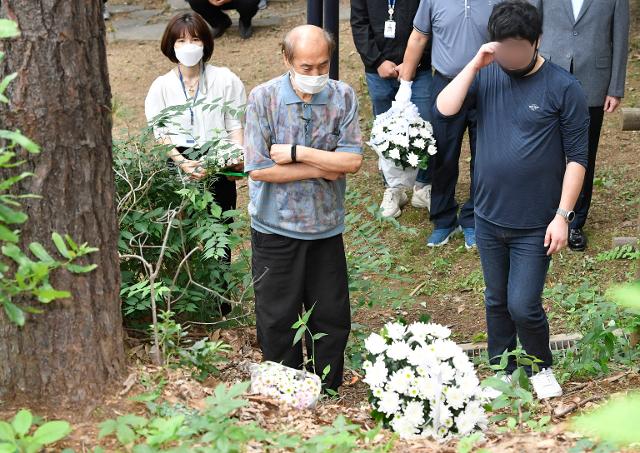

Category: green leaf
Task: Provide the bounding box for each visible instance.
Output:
[482,376,511,394]
[12,409,32,437]
[572,393,640,447]
[32,420,71,445]
[0,19,20,39]
[0,421,15,440]
[490,397,511,411]
[51,232,72,259]
[66,263,97,274]
[0,444,16,453]
[609,283,640,312]
[0,130,39,153]
[2,244,29,265]
[321,364,331,380]
[0,204,28,224]
[28,242,54,263]
[0,172,32,192]
[292,326,305,346]
[131,445,155,453]
[3,301,25,327]
[118,415,147,428]
[0,224,18,243]
[34,287,71,303]
[97,420,117,439]
[115,423,136,445]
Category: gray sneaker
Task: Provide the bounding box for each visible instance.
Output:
[411,184,431,210]
[380,188,408,218]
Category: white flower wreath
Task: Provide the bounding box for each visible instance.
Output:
[362,321,491,440]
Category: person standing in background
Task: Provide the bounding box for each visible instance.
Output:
[399,0,498,249]
[145,13,246,317]
[351,0,433,218]
[186,0,259,39]
[530,0,629,251]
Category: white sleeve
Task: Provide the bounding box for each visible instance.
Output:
[223,70,247,132]
[144,78,169,140]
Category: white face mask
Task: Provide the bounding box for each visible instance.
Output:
[175,43,204,67]
[291,69,330,95]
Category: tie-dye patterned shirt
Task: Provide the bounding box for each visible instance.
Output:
[244,73,362,240]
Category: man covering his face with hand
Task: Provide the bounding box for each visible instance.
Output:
[435,0,589,400]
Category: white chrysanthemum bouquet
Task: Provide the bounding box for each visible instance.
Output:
[200,135,245,177]
[249,361,322,410]
[368,102,437,171]
[362,321,490,440]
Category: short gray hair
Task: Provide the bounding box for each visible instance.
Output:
[281,26,336,63]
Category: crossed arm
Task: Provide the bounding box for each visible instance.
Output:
[249,144,363,183]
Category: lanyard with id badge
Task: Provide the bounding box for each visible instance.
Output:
[177,65,201,147]
[384,0,397,39]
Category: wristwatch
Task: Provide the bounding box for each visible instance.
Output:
[556,207,575,223]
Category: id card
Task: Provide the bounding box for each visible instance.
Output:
[384,20,396,39]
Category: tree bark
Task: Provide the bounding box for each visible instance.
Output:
[0,1,125,405]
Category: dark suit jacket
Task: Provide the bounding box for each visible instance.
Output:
[531,0,629,106]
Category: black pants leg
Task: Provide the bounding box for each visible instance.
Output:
[302,234,351,390]
[571,106,605,230]
[251,230,351,391]
[186,0,233,28]
[459,107,477,229]
[221,0,260,26]
[429,72,477,230]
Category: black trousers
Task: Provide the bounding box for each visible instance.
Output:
[251,229,351,391]
[186,0,259,28]
[429,72,477,229]
[571,106,605,230]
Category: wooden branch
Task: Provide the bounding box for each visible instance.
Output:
[553,396,603,418]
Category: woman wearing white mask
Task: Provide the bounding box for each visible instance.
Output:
[145,12,246,315]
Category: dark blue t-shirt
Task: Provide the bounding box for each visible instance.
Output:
[436,61,589,229]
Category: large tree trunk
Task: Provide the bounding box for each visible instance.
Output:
[0,1,125,405]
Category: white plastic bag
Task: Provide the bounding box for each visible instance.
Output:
[378,156,419,189]
[371,100,429,189]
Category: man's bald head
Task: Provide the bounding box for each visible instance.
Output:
[281,25,335,65]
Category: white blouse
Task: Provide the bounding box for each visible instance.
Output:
[144,64,246,148]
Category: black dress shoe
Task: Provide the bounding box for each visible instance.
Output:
[569,228,587,251]
[211,17,232,40]
[238,20,253,39]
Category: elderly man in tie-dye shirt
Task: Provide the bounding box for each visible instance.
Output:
[244,25,363,392]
